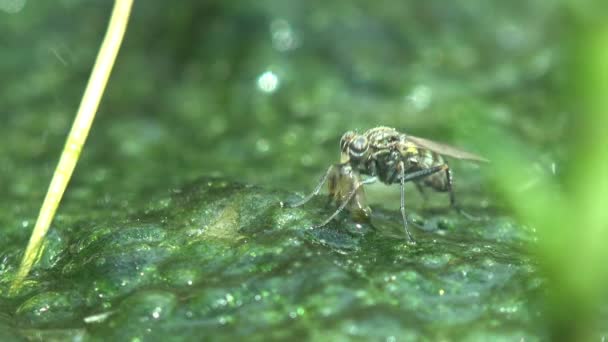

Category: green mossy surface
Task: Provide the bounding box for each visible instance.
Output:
[0,0,600,340]
[3,178,541,341]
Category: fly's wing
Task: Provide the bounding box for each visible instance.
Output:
[406,135,489,162]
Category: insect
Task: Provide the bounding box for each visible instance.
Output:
[284,126,488,241]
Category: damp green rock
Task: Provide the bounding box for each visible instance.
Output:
[3,178,542,340]
[0,316,23,342]
[16,291,83,326]
[96,290,178,340]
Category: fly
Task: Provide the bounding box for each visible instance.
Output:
[283,126,488,241]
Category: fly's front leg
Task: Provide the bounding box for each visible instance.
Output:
[327,164,341,206]
[283,164,339,208]
[347,171,372,222]
[312,176,377,229]
[328,164,373,219]
[328,164,371,221]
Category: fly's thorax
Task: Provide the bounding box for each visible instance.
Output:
[397,140,421,164]
[397,140,419,155]
[366,127,401,150]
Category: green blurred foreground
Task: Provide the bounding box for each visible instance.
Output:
[1,0,607,340]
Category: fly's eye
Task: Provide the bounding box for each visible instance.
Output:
[349,136,368,157]
[340,131,356,152]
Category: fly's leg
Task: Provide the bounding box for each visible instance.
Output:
[396,163,449,237]
[326,165,340,206]
[403,164,479,220]
[397,161,414,242]
[402,164,449,182]
[445,166,480,220]
[331,164,372,220]
[283,164,338,208]
[311,176,377,229]
[395,163,452,240]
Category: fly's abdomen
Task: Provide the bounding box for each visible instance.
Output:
[420,151,449,191]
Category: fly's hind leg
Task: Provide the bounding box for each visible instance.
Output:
[444,166,480,220]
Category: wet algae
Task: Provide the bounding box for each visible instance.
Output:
[0,0,599,340]
[3,178,540,341]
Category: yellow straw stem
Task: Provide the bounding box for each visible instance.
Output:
[9,0,134,295]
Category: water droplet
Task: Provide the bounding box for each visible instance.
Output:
[257,71,280,93]
[256,139,270,153]
[405,85,432,112]
[270,19,299,52]
[152,307,162,319]
[225,293,234,304]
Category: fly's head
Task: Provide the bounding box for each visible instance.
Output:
[340,130,370,166]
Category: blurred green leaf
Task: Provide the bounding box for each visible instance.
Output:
[0,0,26,13]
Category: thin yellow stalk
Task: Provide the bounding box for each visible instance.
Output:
[9,0,134,295]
